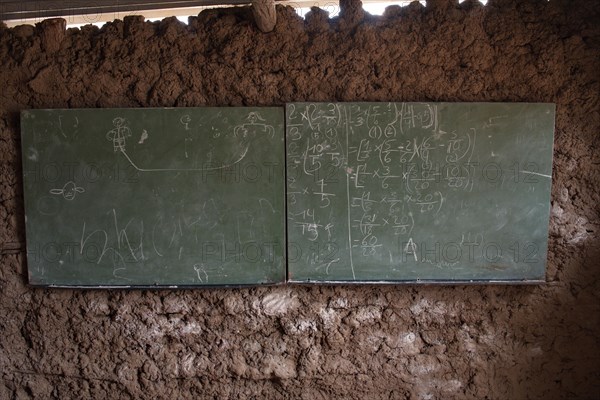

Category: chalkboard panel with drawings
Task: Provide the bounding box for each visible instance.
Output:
[286,102,555,283]
[21,107,286,287]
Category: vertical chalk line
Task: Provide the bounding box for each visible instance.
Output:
[344,106,356,280]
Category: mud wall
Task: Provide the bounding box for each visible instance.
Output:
[1,0,599,398]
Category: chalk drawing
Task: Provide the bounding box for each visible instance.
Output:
[49,181,85,201]
[106,117,131,152]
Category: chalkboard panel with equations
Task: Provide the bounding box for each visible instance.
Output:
[21,107,286,287]
[286,102,555,283]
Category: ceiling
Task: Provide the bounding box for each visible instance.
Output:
[1,0,254,24]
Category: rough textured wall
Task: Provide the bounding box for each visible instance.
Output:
[1,0,599,398]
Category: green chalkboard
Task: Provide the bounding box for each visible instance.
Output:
[286,102,555,283]
[21,107,286,287]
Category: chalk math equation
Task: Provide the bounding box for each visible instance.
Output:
[286,102,555,282]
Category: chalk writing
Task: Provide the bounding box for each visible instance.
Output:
[286,102,554,282]
[22,107,286,286]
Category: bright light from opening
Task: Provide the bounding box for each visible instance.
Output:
[54,0,497,29]
[295,1,425,18]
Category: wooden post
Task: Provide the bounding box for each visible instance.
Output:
[252,0,277,33]
[38,18,66,54]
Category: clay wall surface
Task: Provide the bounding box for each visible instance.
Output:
[0,0,599,398]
